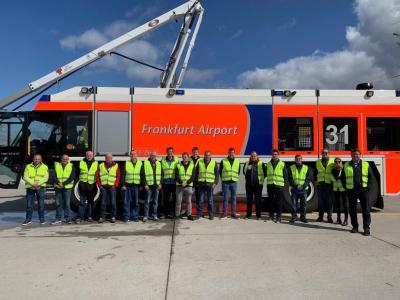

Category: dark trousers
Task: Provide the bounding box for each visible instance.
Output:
[333,191,348,222]
[268,185,283,219]
[291,190,306,219]
[78,184,97,220]
[348,188,371,230]
[101,187,116,218]
[162,184,177,217]
[26,188,45,221]
[317,184,333,218]
[246,184,262,218]
[197,184,214,217]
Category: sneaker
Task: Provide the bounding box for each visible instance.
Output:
[300,218,308,223]
[40,220,45,225]
[123,219,129,224]
[98,218,105,223]
[350,227,359,233]
[209,215,214,220]
[51,220,62,225]
[87,217,93,222]
[66,220,72,225]
[110,217,116,223]
[142,217,148,223]
[289,217,296,223]
[153,217,159,222]
[316,217,323,222]
[75,218,82,224]
[231,214,239,219]
[187,215,195,221]
[327,217,334,224]
[132,218,139,222]
[275,218,282,223]
[363,229,370,236]
[342,220,348,226]
[22,219,32,226]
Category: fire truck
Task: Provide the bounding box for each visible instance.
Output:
[1,0,396,212]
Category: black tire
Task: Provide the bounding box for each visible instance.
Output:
[357,171,378,209]
[71,180,101,209]
[282,180,318,213]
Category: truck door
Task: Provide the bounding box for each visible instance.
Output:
[0,112,28,188]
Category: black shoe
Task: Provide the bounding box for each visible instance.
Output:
[300,218,308,223]
[22,219,32,226]
[327,217,333,224]
[87,217,93,222]
[40,219,45,225]
[75,218,82,224]
[110,217,116,223]
[342,220,348,226]
[363,229,370,236]
[316,217,323,222]
[350,227,359,233]
[209,215,214,220]
[275,218,282,223]
[188,215,194,221]
[132,218,139,222]
[335,219,342,225]
[98,218,105,223]
[289,217,296,223]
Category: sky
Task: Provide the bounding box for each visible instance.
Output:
[1,0,400,110]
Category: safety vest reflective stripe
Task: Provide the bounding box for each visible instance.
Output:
[290,164,309,190]
[79,160,98,184]
[54,162,74,189]
[266,161,285,186]
[316,159,334,183]
[344,161,369,189]
[125,160,142,184]
[24,163,48,188]
[99,163,118,186]
[144,160,162,185]
[244,161,265,184]
[221,158,240,182]
[198,159,216,183]
[161,157,178,180]
[176,162,194,186]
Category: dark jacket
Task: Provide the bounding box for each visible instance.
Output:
[340,160,373,190]
[243,160,267,186]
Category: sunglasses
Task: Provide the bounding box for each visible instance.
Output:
[335,160,341,163]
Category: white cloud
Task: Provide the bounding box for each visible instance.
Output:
[238,0,400,89]
[60,28,108,50]
[230,29,243,40]
[184,68,223,84]
[277,18,297,32]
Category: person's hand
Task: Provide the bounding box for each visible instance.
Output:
[121,185,126,191]
[32,183,38,189]
[157,185,162,191]
[144,185,150,191]
[182,181,187,187]
[297,185,303,190]
[59,182,64,188]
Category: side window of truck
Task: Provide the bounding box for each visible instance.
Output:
[278,117,313,151]
[367,117,400,151]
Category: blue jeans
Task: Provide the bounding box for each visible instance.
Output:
[55,188,71,221]
[198,184,214,217]
[144,185,159,218]
[291,189,307,219]
[317,184,333,217]
[124,185,140,220]
[26,188,45,221]
[101,187,116,218]
[78,187,96,219]
[222,181,237,216]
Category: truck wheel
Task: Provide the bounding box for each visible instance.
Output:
[282,181,318,213]
[71,180,101,206]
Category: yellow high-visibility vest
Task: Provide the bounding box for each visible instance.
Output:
[55,162,74,189]
[161,156,178,180]
[144,160,162,185]
[290,164,309,190]
[176,162,194,186]
[316,158,334,183]
[79,160,98,184]
[221,158,240,182]
[344,161,369,189]
[99,163,118,186]
[198,159,216,183]
[23,163,49,189]
[125,160,143,184]
[266,160,285,187]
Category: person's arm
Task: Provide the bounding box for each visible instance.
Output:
[367,166,373,187]
[114,165,121,188]
[262,163,267,178]
[219,161,223,176]
[187,169,195,185]
[37,166,49,187]
[23,166,35,186]
[214,164,219,185]
[175,166,182,185]
[64,165,75,186]
[96,169,102,188]
[282,165,288,184]
[303,167,311,190]
[288,168,295,188]
[120,165,126,187]
[340,168,346,188]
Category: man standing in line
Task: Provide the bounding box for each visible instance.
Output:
[220,148,240,219]
[175,152,196,221]
[22,154,49,226]
[76,150,98,223]
[121,150,142,223]
[190,146,201,213]
[52,154,75,225]
[244,151,266,219]
[288,155,311,223]
[195,150,219,220]
[142,151,163,222]
[96,153,120,223]
[316,149,334,223]
[266,149,287,222]
[161,147,179,219]
[341,148,373,236]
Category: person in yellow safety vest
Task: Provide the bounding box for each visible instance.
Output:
[76,151,98,223]
[316,149,335,223]
[175,152,196,221]
[194,150,219,220]
[22,154,49,226]
[52,154,75,225]
[121,150,142,223]
[330,157,348,226]
[190,146,201,209]
[288,155,311,223]
[141,151,163,222]
[96,153,120,223]
[161,147,179,219]
[243,151,266,219]
[341,148,373,236]
[219,147,240,219]
[266,149,287,222]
